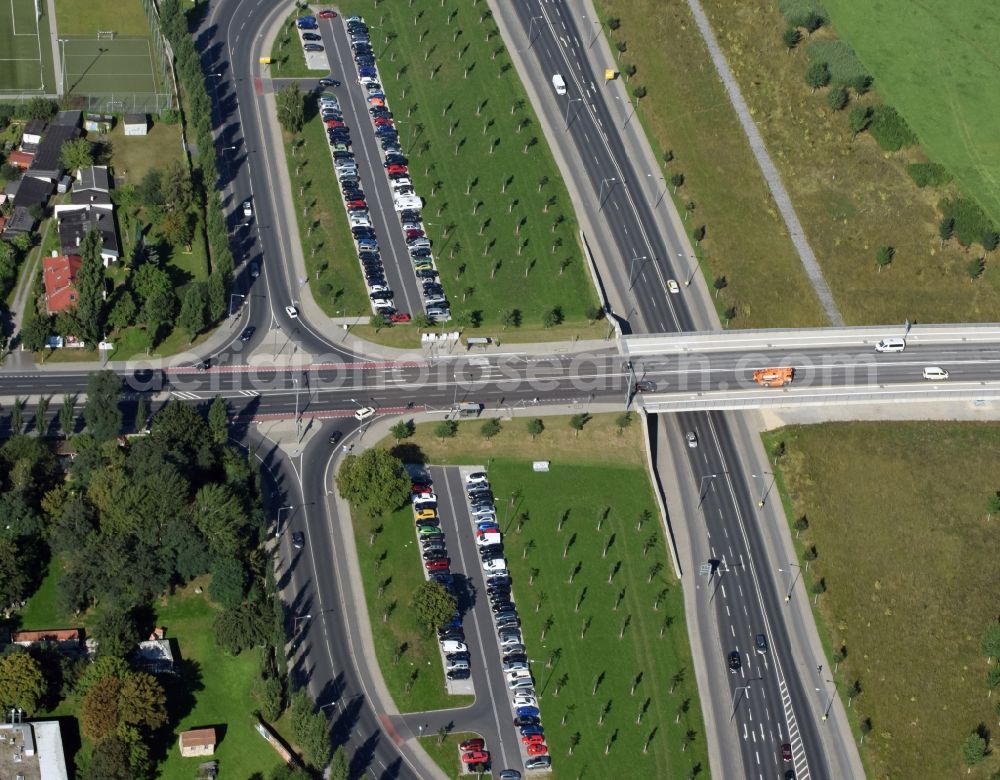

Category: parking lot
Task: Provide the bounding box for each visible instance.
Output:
[430,465,553,775]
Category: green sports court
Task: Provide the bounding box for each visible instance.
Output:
[0,0,54,92]
[58,34,160,97]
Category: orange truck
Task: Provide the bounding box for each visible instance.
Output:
[752,367,794,387]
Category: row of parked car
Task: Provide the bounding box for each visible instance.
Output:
[408,477,471,682]
[342,16,452,322]
[313,58,410,322]
[463,471,552,773]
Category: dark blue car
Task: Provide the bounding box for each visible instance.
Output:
[516,706,540,719]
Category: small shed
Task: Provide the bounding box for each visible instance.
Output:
[179,728,217,757]
[84,113,114,133]
[22,119,46,146]
[124,113,148,136]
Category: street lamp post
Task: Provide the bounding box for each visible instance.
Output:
[293,614,311,631]
[751,471,776,508]
[528,15,545,46]
[563,97,582,130]
[682,251,698,287]
[730,684,750,721]
[627,255,649,291]
[275,505,293,538]
[778,563,802,602]
[598,177,616,211]
[697,474,719,509]
[819,679,837,721]
[228,293,245,317]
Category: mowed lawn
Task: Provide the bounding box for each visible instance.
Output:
[0,0,56,93]
[18,569,285,778]
[824,0,1000,229]
[377,416,709,779]
[597,0,826,328]
[334,0,600,329]
[692,0,1000,324]
[765,422,1000,779]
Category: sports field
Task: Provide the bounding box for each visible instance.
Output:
[0,0,55,92]
[59,35,159,97]
[823,0,1000,230]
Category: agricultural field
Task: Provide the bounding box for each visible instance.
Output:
[765,422,1000,779]
[823,0,1000,229]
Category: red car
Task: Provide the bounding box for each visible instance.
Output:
[782,743,792,762]
[325,119,345,128]
[347,203,367,212]
[525,744,548,756]
[411,482,432,494]
[318,9,337,18]
[459,738,485,751]
[386,164,407,175]
[521,734,545,746]
[390,312,411,323]
[374,117,394,127]
[461,750,489,764]
[425,558,450,571]
[405,229,424,240]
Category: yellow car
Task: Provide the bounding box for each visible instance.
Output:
[415,508,438,521]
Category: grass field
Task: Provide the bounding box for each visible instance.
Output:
[764,422,1000,779]
[269,12,326,77]
[328,0,599,330]
[597,0,827,328]
[0,0,56,93]
[18,569,286,778]
[688,0,1000,324]
[282,121,368,316]
[823,1,1000,230]
[418,732,479,779]
[375,417,709,779]
[351,502,474,713]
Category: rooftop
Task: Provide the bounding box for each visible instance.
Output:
[0,721,69,780]
[57,206,120,259]
[29,125,81,176]
[42,255,82,315]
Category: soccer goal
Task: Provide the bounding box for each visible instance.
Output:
[96,30,116,40]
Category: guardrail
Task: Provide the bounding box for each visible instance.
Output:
[621,323,1000,357]
[635,382,1000,413]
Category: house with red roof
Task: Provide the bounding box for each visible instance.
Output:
[42,253,82,314]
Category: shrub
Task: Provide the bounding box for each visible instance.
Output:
[939,197,996,248]
[806,40,871,88]
[778,0,828,29]
[158,109,180,124]
[826,86,849,111]
[804,61,830,91]
[868,105,917,151]
[906,163,952,188]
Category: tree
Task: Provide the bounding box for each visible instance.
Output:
[329,746,349,780]
[178,282,208,339]
[390,420,413,443]
[82,735,142,780]
[982,230,1000,254]
[527,418,544,440]
[277,84,305,134]
[981,621,1000,662]
[60,137,94,172]
[118,672,167,730]
[713,275,728,298]
[967,257,986,280]
[875,245,894,272]
[214,602,270,655]
[961,733,986,769]
[670,172,685,191]
[161,160,193,213]
[208,396,229,445]
[435,420,458,439]
[848,105,873,138]
[161,207,195,250]
[84,371,122,441]
[411,580,457,634]
[81,675,122,740]
[76,226,107,346]
[209,556,247,609]
[134,395,147,432]
[59,394,76,438]
[481,418,502,439]
[615,412,634,434]
[106,290,137,333]
[0,650,45,712]
[782,26,801,50]
[827,85,849,111]
[136,169,164,209]
[20,314,51,352]
[607,15,621,30]
[805,61,830,92]
[92,606,139,658]
[290,691,332,769]
[793,515,809,537]
[337,448,411,516]
[193,483,248,558]
[938,216,955,247]
[369,313,389,331]
[253,674,284,721]
[23,97,55,121]
[633,85,647,100]
[10,397,24,435]
[569,413,591,437]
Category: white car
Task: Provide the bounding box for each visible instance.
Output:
[285,305,298,318]
[685,431,698,448]
[466,472,489,485]
[242,200,252,218]
[415,492,437,503]
[354,407,376,422]
[513,695,537,707]
[482,558,507,573]
[441,640,467,654]
[508,678,535,691]
[666,279,679,294]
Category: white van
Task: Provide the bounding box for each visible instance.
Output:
[482,557,507,573]
[476,532,502,547]
[552,74,566,95]
[875,337,906,353]
[922,366,949,380]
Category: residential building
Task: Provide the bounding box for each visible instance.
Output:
[10,175,54,215]
[42,253,82,315]
[71,165,111,207]
[27,125,81,183]
[1,206,36,239]
[179,728,217,757]
[21,119,46,148]
[54,204,120,265]
[7,149,34,169]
